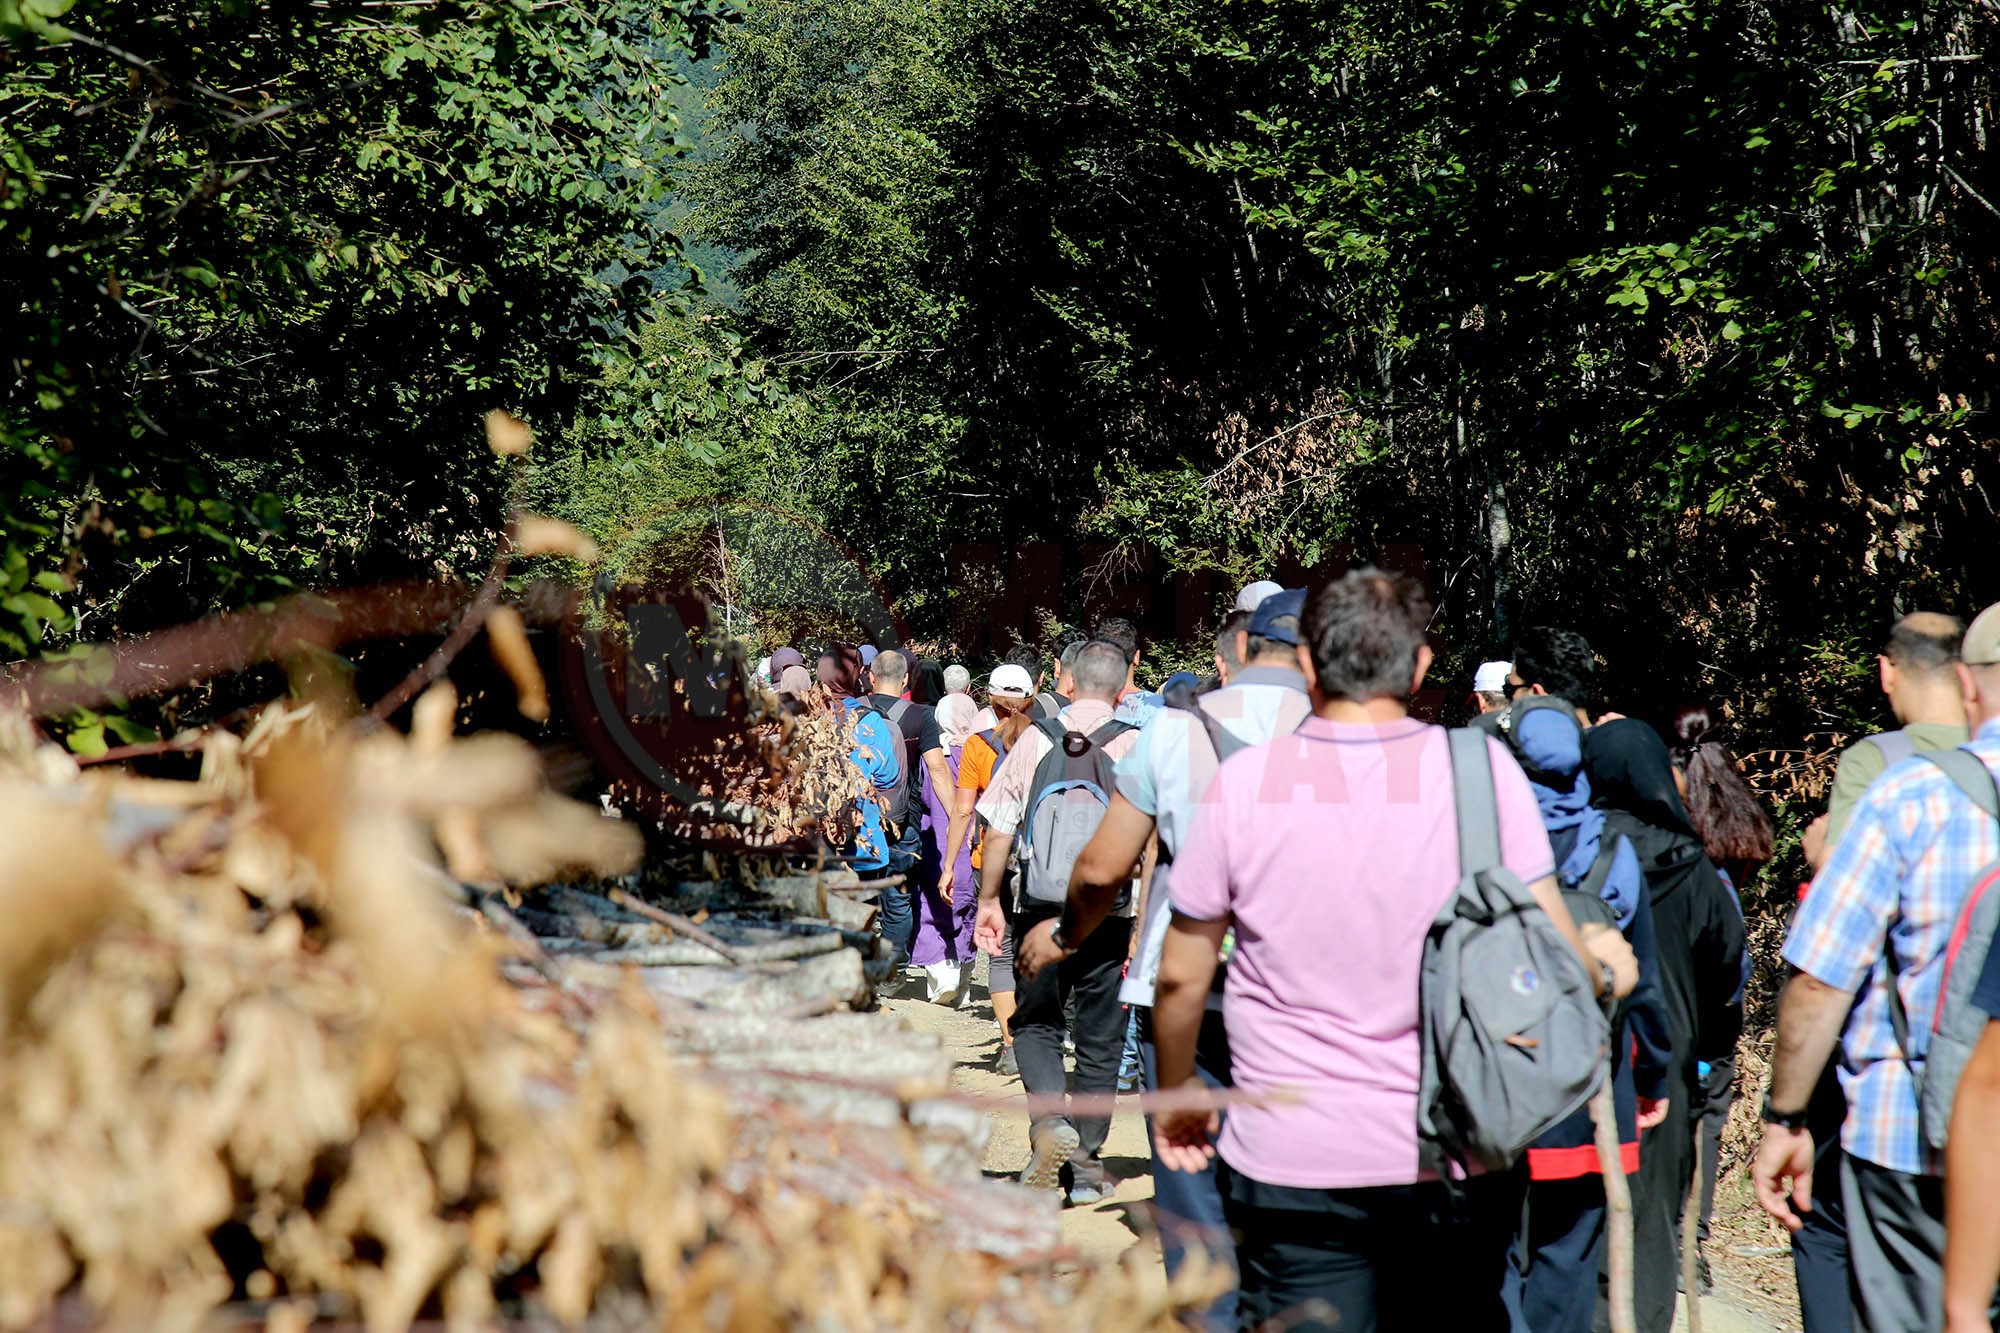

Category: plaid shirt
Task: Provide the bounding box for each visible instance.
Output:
[1784,718,2000,1174]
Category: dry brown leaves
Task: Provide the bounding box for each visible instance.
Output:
[0,701,1190,1332]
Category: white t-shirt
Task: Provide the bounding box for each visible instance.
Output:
[1116,667,1312,1005]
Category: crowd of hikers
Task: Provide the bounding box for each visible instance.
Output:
[752,574,2000,1333]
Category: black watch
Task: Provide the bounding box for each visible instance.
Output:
[1049,922,1075,952]
[1761,1095,1810,1132]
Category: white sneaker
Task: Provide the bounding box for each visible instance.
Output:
[923,962,964,1007]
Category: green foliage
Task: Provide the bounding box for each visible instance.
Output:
[2,0,729,665]
[673,0,1999,768]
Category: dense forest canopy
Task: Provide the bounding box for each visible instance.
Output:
[4,0,1997,777]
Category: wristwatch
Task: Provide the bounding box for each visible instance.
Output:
[1761,1095,1810,1131]
[1596,959,1617,1004]
[1049,922,1075,953]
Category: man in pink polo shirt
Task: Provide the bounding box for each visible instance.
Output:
[1152,569,1634,1332]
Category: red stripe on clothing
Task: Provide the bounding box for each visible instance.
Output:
[1527,1139,1640,1181]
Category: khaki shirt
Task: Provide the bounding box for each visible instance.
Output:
[1823,721,1970,845]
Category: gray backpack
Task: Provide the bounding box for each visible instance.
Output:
[1017,717,1132,907]
[1417,729,1611,1173]
[1884,748,2000,1152]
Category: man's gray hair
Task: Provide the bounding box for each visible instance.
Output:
[1072,640,1130,696]
[943,664,971,694]
[871,649,909,685]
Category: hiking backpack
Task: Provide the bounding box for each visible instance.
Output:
[1015,716,1132,907]
[1884,747,2000,1152]
[853,700,910,824]
[1417,728,1611,1173]
[884,697,929,817]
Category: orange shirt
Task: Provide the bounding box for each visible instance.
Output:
[958,732,1002,869]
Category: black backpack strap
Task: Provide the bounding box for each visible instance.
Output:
[1164,681,1247,767]
[1447,727,1502,877]
[1578,834,1621,902]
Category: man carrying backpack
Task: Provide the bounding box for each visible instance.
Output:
[1786,611,1966,1333]
[867,651,960,980]
[975,640,1143,1195]
[1149,572,1636,1333]
[1938,611,2000,1333]
[1755,603,2000,1332]
[1016,589,1312,1320]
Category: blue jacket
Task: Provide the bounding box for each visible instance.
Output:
[1512,707,1673,1179]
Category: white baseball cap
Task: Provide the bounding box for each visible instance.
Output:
[989,664,1035,698]
[1472,661,1513,693]
[1234,579,1285,612]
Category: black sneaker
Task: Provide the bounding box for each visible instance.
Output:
[1696,1253,1713,1295]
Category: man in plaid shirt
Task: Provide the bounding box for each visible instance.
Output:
[1754,600,2000,1332]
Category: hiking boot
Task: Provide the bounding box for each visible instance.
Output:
[1696,1253,1713,1295]
[1067,1153,1114,1206]
[1020,1121,1080,1193]
[995,1044,1018,1077]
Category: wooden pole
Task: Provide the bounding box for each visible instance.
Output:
[1591,1068,1637,1333]
[1682,1169,1705,1333]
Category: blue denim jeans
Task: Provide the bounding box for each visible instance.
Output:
[1138,1007,1237,1333]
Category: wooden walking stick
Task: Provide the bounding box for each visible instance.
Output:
[1591,1061,1637,1333]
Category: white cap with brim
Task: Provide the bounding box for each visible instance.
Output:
[989,664,1035,698]
[1235,579,1285,613]
[1472,661,1513,694]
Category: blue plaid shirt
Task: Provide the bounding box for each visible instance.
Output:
[1784,718,2000,1174]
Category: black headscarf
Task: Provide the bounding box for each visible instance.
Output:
[914,657,947,706]
[1583,718,1698,840]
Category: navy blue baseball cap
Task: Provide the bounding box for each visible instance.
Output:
[1247,587,1307,644]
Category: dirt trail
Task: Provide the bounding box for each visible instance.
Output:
[883,962,1785,1330]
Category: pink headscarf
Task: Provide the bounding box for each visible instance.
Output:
[935,693,979,752]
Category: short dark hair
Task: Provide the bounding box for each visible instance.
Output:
[1215,609,1252,670]
[1073,640,1131,694]
[1246,618,1298,662]
[1003,643,1043,678]
[1511,627,1598,715]
[1092,617,1140,664]
[1301,570,1431,701]
[1884,612,1963,674]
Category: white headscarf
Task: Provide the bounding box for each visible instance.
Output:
[935,693,980,752]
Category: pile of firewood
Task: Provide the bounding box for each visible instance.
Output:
[0,699,1191,1331]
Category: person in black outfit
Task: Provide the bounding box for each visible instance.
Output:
[1584,720,1747,1333]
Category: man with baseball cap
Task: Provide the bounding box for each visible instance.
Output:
[1471,660,1513,714]
[1758,601,2000,1332]
[1234,579,1285,613]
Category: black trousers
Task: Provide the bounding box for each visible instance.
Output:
[1009,909,1131,1159]
[1221,1164,1525,1333]
[1792,1068,1852,1333]
[1626,1079,1694,1333]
